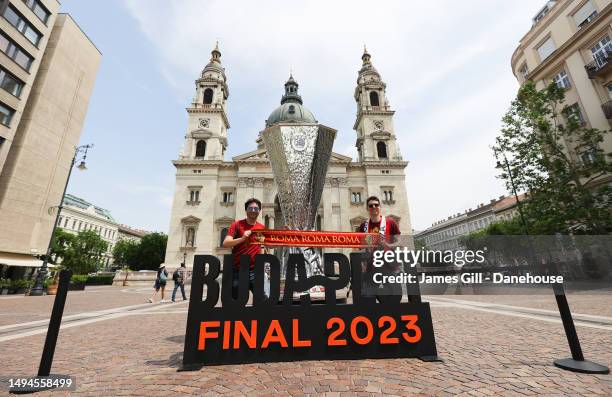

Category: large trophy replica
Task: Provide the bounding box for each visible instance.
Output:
[261,122,336,277]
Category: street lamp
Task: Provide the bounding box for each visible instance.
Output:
[30,144,94,296]
[493,147,530,234]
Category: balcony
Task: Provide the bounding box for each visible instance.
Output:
[585,52,612,79]
[601,100,612,119]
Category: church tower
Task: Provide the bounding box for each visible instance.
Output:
[181,42,230,161]
[353,47,402,163]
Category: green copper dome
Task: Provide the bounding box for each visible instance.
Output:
[266,75,317,127]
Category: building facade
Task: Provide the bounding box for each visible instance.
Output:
[117,224,147,243]
[511,0,612,187]
[415,195,526,251]
[57,194,118,268]
[56,195,151,268]
[164,45,413,268]
[0,1,101,269]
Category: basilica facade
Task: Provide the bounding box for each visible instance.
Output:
[163,44,413,268]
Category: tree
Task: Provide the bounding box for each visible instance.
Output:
[493,81,612,234]
[133,232,167,271]
[50,229,108,274]
[48,228,75,264]
[112,239,139,269]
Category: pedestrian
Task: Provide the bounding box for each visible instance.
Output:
[222,197,269,299]
[171,262,188,302]
[148,264,168,303]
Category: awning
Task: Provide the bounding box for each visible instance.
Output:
[0,253,52,268]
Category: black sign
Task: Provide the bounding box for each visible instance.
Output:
[182,253,438,368]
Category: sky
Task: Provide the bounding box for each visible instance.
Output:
[58,0,545,233]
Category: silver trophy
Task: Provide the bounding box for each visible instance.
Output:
[262,123,336,276]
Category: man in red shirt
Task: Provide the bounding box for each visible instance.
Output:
[359,195,400,239]
[222,197,267,298]
[359,195,402,299]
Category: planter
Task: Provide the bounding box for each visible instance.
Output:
[46,284,58,295]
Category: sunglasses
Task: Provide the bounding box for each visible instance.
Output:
[246,207,261,213]
[368,203,380,208]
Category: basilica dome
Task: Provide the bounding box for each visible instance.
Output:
[266,74,317,127]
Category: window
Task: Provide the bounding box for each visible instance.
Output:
[189,190,200,203]
[383,190,394,202]
[519,63,529,80]
[78,221,82,231]
[581,149,597,164]
[537,37,556,61]
[72,220,76,229]
[0,31,34,70]
[0,101,15,126]
[222,191,233,203]
[203,88,213,104]
[591,36,612,67]
[3,6,42,46]
[219,227,228,247]
[23,0,50,24]
[0,67,23,97]
[63,218,69,227]
[553,70,571,89]
[565,103,585,125]
[288,105,295,114]
[195,140,206,157]
[574,1,597,28]
[351,192,362,203]
[264,215,270,228]
[369,91,380,107]
[377,141,388,158]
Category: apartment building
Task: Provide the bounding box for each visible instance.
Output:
[511,0,612,186]
[0,0,101,269]
[415,195,526,251]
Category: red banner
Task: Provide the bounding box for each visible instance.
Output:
[249,229,383,248]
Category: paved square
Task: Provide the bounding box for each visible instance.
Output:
[1,286,611,396]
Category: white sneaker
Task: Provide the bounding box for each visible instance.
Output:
[147,298,153,303]
[160,299,168,303]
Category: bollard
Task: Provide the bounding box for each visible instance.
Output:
[38,269,72,376]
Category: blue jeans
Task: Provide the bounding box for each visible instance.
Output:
[231,270,270,299]
[172,283,186,301]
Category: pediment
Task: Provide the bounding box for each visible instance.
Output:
[233,148,351,163]
[232,148,268,162]
[215,216,235,224]
[181,215,201,224]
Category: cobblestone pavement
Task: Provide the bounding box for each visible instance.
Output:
[1,287,611,396]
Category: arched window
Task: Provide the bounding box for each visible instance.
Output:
[377,141,388,158]
[316,214,322,231]
[203,88,214,104]
[288,105,295,114]
[264,215,270,228]
[369,91,380,107]
[196,140,206,157]
[220,227,228,247]
[186,227,195,247]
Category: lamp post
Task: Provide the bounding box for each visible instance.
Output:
[30,144,94,296]
[494,148,529,234]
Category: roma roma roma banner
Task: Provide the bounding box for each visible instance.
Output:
[181,252,439,369]
[249,229,384,248]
